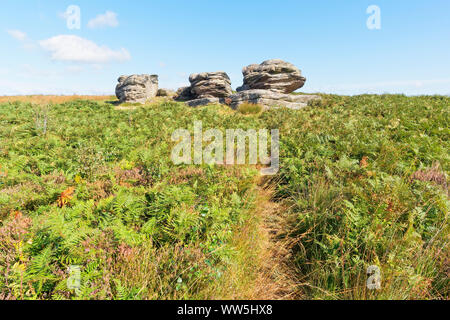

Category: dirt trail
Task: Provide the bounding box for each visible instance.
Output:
[249,177,299,300]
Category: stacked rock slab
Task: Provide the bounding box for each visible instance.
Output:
[229,89,320,110]
[189,72,232,98]
[174,72,232,107]
[232,59,320,110]
[237,59,306,93]
[116,74,158,103]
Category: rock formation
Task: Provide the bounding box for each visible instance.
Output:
[230,59,320,109]
[174,72,232,107]
[237,59,306,93]
[228,89,320,110]
[116,74,158,103]
[189,72,232,98]
[172,59,320,109]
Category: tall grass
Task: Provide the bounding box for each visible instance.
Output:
[0,95,448,300]
[270,95,449,299]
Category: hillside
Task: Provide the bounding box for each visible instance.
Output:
[0,94,448,300]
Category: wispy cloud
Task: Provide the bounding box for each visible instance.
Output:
[7,29,36,50]
[87,11,119,29]
[39,35,130,64]
[306,79,450,95]
[7,29,27,41]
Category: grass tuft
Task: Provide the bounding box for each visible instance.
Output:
[238,102,264,115]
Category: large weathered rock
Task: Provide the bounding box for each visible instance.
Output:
[189,72,232,98]
[174,72,232,103]
[229,89,320,110]
[237,59,306,94]
[116,74,158,103]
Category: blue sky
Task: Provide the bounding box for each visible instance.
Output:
[1,0,449,95]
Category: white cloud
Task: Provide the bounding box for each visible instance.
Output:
[88,11,119,29]
[7,29,27,41]
[7,29,36,50]
[39,35,131,64]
